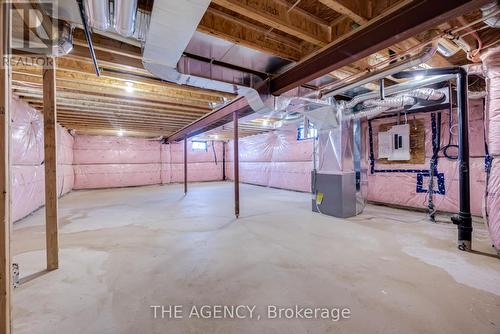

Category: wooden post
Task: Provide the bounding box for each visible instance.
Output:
[233,111,239,218]
[222,141,226,181]
[0,2,11,333]
[184,136,187,194]
[43,57,58,270]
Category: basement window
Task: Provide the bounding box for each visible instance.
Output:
[191,141,208,152]
[297,121,318,141]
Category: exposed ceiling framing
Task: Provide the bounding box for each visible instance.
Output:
[11,0,500,138]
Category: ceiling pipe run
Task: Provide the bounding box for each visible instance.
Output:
[269,0,491,95]
[76,0,100,76]
[321,43,438,98]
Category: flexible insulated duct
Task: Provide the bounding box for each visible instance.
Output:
[341,88,445,121]
[321,43,438,98]
[363,96,416,108]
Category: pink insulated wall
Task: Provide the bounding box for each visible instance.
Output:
[227,96,490,219]
[168,141,223,183]
[11,97,74,222]
[73,135,162,189]
[72,136,223,189]
[362,99,486,216]
[482,47,500,250]
[226,130,313,192]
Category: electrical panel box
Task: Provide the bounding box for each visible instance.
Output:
[378,124,411,161]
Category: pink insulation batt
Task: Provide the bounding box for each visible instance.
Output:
[11,97,74,222]
[73,135,162,189]
[73,136,223,189]
[482,47,500,250]
[227,95,490,218]
[362,100,486,216]
[168,141,223,183]
[226,130,313,192]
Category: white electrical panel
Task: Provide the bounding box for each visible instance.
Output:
[378,124,411,161]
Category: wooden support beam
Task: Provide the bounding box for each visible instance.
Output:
[233,111,239,218]
[211,0,331,46]
[42,58,58,271]
[0,2,11,333]
[167,97,253,142]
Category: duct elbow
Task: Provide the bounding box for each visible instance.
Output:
[143,61,191,85]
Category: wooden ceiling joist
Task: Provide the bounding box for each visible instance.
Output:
[29,106,200,124]
[318,0,367,25]
[198,7,306,61]
[11,1,489,139]
[13,89,211,113]
[12,67,222,104]
[12,78,212,108]
[25,101,205,120]
[211,0,332,46]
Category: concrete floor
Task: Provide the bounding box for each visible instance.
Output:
[11,182,500,334]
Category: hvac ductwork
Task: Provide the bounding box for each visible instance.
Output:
[481,1,500,28]
[142,0,271,113]
[55,21,74,56]
[321,43,438,98]
[114,0,138,37]
[85,0,139,38]
[341,88,445,121]
[85,0,110,31]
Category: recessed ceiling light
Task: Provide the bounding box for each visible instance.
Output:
[124,81,134,93]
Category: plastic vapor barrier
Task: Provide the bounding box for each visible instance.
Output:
[11,97,74,222]
[73,136,223,189]
[482,46,500,251]
[225,130,313,192]
[361,100,486,216]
